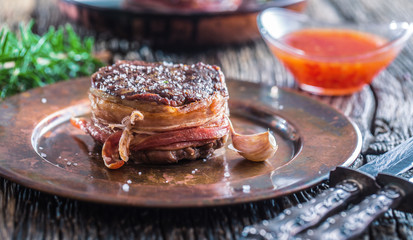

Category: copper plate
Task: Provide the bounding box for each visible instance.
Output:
[0,78,361,207]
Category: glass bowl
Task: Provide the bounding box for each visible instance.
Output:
[257,8,413,95]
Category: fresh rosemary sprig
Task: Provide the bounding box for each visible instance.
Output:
[0,21,102,98]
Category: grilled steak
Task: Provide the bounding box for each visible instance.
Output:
[131,137,226,164]
[91,61,228,106]
[72,61,230,169]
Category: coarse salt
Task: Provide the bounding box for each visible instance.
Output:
[122,184,130,192]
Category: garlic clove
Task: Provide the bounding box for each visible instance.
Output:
[231,130,278,162]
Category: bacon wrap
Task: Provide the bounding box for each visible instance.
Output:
[72,116,229,169]
[71,93,229,169]
[73,61,230,169]
[70,117,111,143]
[89,89,228,132]
[130,118,230,151]
[102,131,125,169]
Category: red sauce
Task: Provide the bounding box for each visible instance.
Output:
[269,29,397,95]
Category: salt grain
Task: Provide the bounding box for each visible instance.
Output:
[122,184,130,192]
[41,98,47,104]
[127,180,132,184]
[242,185,251,193]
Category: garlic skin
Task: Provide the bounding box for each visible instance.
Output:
[118,129,133,162]
[106,110,145,165]
[130,110,144,124]
[231,130,278,162]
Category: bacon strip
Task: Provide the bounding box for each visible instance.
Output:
[130,123,229,151]
[70,117,111,143]
[71,116,230,169]
[101,131,124,169]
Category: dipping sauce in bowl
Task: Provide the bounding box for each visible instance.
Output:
[273,29,395,95]
[258,8,413,95]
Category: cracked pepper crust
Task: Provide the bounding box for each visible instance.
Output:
[91,60,228,107]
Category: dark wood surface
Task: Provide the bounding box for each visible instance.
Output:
[1,0,413,239]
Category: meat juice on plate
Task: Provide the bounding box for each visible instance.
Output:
[269,29,397,95]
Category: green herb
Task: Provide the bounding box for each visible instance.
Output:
[0,21,102,99]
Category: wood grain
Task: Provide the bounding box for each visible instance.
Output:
[1,0,413,239]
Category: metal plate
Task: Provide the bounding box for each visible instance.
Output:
[58,0,307,46]
[0,78,361,207]
[60,0,306,15]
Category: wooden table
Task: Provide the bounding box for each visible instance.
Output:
[1,0,413,239]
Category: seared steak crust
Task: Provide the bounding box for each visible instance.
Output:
[91,61,228,107]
